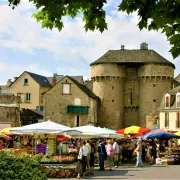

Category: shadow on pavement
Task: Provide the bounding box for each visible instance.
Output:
[89,169,137,179]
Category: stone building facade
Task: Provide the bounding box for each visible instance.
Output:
[44,76,99,127]
[0,94,20,128]
[90,43,175,129]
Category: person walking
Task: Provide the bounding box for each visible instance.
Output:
[113,139,119,168]
[86,140,91,176]
[106,139,114,171]
[127,140,133,162]
[98,140,106,171]
[89,140,96,175]
[134,140,143,167]
[76,141,89,179]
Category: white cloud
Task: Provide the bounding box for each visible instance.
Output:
[0,62,53,84]
[0,0,179,84]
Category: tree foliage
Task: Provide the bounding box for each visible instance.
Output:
[8,0,180,59]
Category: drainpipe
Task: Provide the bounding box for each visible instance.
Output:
[44,96,46,120]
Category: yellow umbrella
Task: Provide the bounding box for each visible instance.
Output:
[0,127,16,135]
[175,131,180,136]
[116,126,150,135]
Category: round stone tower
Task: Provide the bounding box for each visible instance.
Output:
[91,63,126,129]
[90,43,175,129]
[138,63,174,126]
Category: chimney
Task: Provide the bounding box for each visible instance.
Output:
[52,73,57,87]
[121,45,125,50]
[14,77,18,81]
[140,42,148,50]
[7,79,12,86]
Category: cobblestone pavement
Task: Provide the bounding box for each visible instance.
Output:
[49,163,180,180]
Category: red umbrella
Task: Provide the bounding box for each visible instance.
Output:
[116,126,150,135]
[57,135,69,142]
[130,133,143,139]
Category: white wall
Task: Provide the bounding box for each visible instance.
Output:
[159,112,180,131]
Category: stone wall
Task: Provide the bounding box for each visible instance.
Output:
[0,106,20,127]
[0,94,20,104]
[0,94,20,127]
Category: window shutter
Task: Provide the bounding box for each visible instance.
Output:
[63,84,70,94]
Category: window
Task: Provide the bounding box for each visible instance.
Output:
[24,78,28,85]
[177,113,180,128]
[130,88,133,105]
[165,113,169,127]
[153,84,156,87]
[63,84,71,94]
[112,86,114,89]
[153,99,156,102]
[176,93,180,107]
[112,100,114,102]
[17,93,23,102]
[74,98,81,105]
[165,94,170,108]
[25,93,31,102]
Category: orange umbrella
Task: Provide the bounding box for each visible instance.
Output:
[116,126,150,135]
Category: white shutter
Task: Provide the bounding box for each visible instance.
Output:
[63,84,70,94]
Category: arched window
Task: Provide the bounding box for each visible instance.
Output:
[176,92,180,107]
[165,93,170,108]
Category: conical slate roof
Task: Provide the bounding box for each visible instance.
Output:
[90,49,175,68]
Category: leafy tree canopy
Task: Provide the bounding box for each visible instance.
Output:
[8,0,180,59]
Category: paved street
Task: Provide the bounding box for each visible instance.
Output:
[49,164,180,180]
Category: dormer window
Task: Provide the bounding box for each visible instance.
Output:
[176,92,180,107]
[24,78,28,86]
[165,93,170,108]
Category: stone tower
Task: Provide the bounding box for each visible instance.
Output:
[90,43,175,129]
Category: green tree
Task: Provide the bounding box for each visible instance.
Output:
[8,0,180,59]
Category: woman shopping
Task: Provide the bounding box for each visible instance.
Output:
[106,140,114,171]
[134,140,143,167]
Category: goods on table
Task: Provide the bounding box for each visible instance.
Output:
[40,155,76,164]
[42,164,76,178]
[47,138,56,155]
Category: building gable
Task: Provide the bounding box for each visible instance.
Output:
[45,76,99,100]
[10,71,51,87]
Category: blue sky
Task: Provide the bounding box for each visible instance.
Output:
[0,0,179,84]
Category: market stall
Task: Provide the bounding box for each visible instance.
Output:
[140,128,180,165]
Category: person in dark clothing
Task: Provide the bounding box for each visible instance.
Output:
[98,140,106,170]
[141,141,146,162]
[90,141,95,175]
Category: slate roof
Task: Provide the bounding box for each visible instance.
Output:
[168,86,180,95]
[27,71,51,86]
[90,49,175,68]
[67,76,99,100]
[158,87,180,111]
[174,74,180,83]
[47,76,83,85]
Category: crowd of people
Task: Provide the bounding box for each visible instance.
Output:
[73,138,180,179]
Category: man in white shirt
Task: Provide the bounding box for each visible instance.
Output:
[77,141,89,178]
[113,139,119,168]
